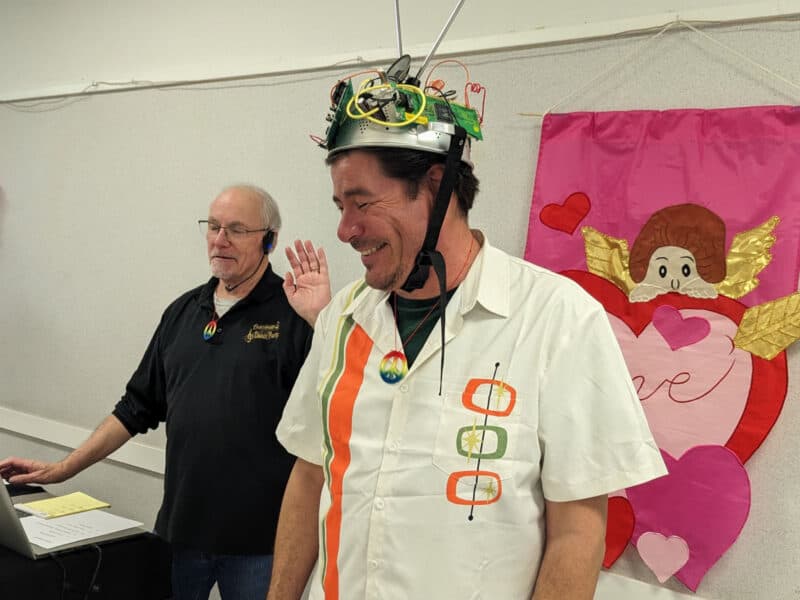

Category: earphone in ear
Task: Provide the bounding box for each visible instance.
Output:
[263,230,276,254]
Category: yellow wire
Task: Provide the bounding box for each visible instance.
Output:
[343,76,384,118]
[345,82,427,128]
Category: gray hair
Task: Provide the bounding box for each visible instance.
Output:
[222,184,282,231]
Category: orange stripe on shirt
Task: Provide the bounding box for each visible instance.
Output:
[323,324,373,600]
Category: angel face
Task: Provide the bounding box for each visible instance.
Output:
[629,245,719,302]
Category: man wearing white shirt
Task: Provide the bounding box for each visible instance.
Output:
[267,71,666,600]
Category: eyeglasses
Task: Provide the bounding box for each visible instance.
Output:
[198,220,268,240]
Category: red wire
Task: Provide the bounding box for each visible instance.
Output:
[464,82,487,123]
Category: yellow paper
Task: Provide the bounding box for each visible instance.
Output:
[15,492,110,519]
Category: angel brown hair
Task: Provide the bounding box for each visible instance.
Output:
[629,203,727,283]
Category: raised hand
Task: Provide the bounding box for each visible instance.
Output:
[283,240,332,327]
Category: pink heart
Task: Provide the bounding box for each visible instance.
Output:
[627,446,751,591]
[609,309,752,459]
[652,305,710,350]
[636,532,689,583]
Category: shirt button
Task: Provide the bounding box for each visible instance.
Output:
[399,384,409,393]
[375,498,385,510]
[369,559,379,569]
[388,441,399,452]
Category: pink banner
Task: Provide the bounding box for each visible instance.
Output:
[524,105,800,591]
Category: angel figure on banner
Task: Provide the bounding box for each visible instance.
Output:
[563,202,800,592]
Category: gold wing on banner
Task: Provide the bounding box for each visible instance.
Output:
[734,291,800,360]
[716,217,779,299]
[581,226,635,294]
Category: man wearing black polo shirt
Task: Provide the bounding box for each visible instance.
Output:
[0,184,331,600]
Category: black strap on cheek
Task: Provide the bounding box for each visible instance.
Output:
[400,126,467,293]
[400,248,448,395]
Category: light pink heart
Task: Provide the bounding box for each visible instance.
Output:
[637,531,690,583]
[608,310,751,459]
[652,305,710,350]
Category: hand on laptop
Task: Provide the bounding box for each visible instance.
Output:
[0,457,70,485]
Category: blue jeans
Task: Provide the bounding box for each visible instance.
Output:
[171,550,273,600]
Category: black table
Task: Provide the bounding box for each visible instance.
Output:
[0,486,172,600]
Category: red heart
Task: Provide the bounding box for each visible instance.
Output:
[539,192,591,234]
[604,496,635,568]
[562,270,787,464]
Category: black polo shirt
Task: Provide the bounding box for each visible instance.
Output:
[113,265,312,554]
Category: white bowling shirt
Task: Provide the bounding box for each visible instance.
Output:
[278,235,666,600]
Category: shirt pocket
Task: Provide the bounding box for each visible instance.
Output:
[431,377,523,507]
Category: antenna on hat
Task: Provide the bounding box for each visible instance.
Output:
[320,0,481,161]
[393,0,404,57]
[407,0,466,87]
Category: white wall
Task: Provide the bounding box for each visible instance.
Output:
[2,0,800,100]
[1,4,799,599]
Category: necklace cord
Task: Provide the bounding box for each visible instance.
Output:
[394,234,475,346]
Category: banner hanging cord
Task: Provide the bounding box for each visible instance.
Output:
[520,18,800,118]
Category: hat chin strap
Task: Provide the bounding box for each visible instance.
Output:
[399,126,466,395]
[400,126,467,293]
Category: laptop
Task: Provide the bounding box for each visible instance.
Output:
[0,482,146,559]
